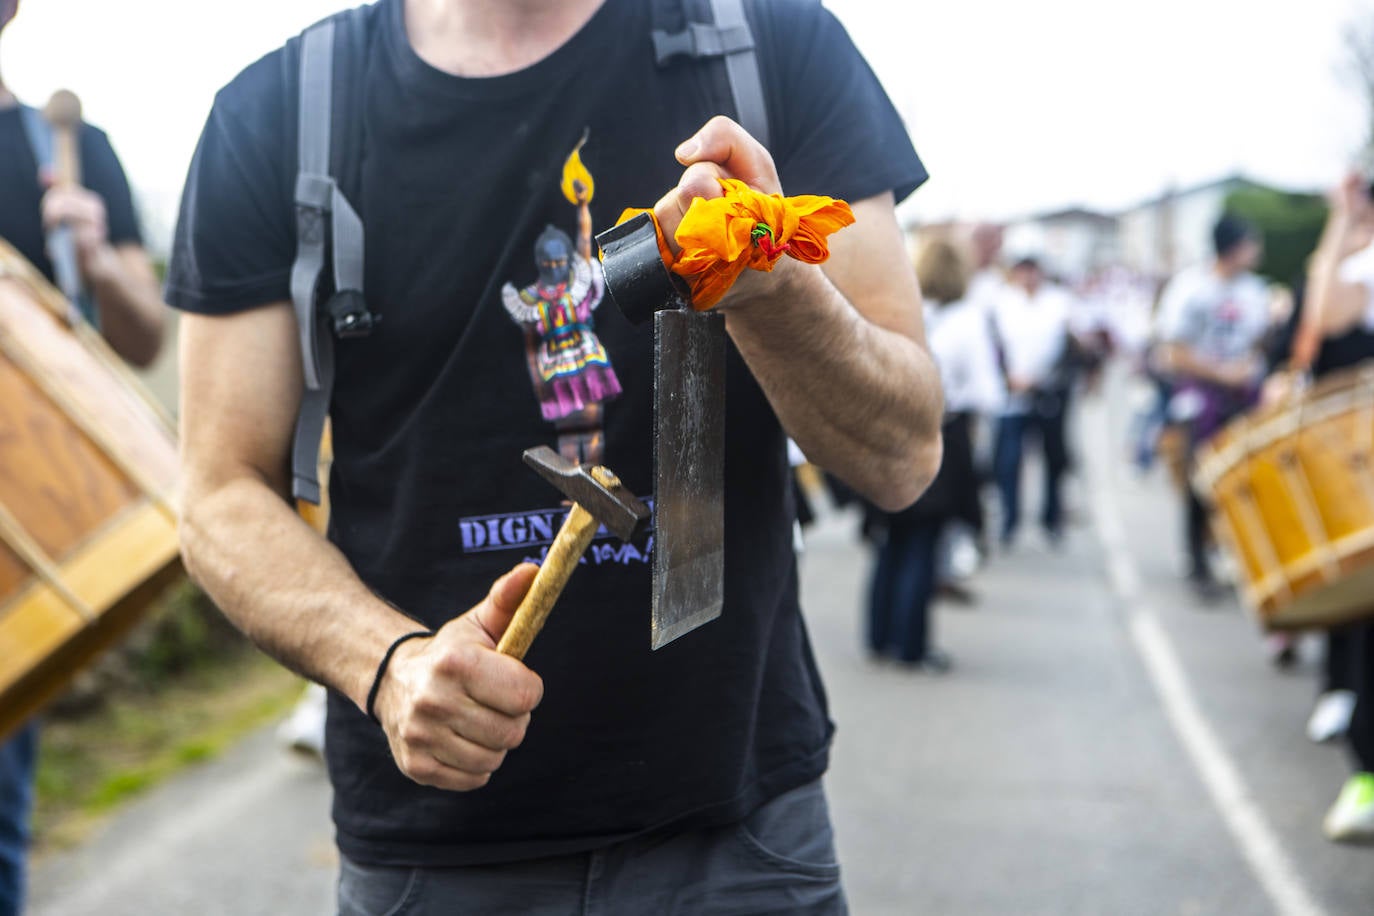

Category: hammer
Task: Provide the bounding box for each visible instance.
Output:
[496,446,651,660]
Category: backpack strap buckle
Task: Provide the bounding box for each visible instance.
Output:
[327,288,379,338]
[651,22,753,65]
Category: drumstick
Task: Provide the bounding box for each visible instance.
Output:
[41,89,85,313]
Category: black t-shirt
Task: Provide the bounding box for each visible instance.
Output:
[0,105,142,285]
[168,0,925,867]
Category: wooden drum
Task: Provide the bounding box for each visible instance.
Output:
[1194,363,1374,631]
[0,240,180,739]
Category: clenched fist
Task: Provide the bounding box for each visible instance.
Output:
[372,564,545,791]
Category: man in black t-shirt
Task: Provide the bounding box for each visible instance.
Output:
[169,1,941,910]
[0,2,166,911]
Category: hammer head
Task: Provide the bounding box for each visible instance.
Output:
[43,89,82,128]
[522,447,651,542]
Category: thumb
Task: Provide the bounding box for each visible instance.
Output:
[463,563,539,647]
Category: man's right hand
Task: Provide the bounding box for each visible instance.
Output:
[372,564,544,791]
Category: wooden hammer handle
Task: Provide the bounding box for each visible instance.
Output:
[497,503,600,660]
[43,90,83,187]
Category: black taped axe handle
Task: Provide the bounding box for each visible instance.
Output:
[596,213,691,326]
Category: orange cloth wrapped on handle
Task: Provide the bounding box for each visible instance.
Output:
[614,178,854,311]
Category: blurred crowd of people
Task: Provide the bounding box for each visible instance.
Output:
[814,223,1114,672]
[835,190,1374,846]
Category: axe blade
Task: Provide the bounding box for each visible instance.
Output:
[651,308,726,650]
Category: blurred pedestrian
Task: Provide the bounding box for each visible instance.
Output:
[0,0,165,908]
[866,238,1001,670]
[965,222,1005,315]
[1155,215,1268,598]
[989,256,1076,547]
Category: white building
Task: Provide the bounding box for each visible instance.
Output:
[1003,207,1118,281]
[911,174,1301,290]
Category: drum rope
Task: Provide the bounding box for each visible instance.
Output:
[0,502,97,623]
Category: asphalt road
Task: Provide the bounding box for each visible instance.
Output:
[28,379,1374,915]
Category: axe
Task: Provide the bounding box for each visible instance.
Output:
[497,447,651,659]
[596,214,726,649]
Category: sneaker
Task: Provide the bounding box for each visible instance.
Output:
[1307,690,1356,744]
[919,648,953,673]
[1323,772,1374,843]
[934,581,978,607]
[1267,634,1298,670]
[898,648,953,674]
[278,684,327,761]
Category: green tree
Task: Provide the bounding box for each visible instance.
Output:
[1222,187,1328,286]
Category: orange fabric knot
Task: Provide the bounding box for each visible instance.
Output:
[613,178,854,311]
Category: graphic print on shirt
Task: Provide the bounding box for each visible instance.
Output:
[501,131,622,466]
[486,132,648,569]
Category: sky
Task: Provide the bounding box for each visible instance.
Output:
[2,0,1370,252]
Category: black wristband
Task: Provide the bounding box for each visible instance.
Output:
[365,630,432,724]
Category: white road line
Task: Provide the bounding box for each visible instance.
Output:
[1088,401,1327,916]
[1125,609,1325,916]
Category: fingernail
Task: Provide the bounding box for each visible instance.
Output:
[676,139,699,160]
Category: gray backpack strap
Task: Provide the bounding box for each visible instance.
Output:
[651,0,770,148]
[290,12,375,506]
[706,0,768,149]
[17,105,52,171]
[19,104,86,315]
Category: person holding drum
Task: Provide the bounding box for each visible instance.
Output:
[1287,170,1374,843]
[1155,215,1269,600]
[0,0,166,909]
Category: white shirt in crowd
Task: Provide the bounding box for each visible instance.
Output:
[924,298,1004,416]
[1337,240,1374,328]
[965,267,1005,317]
[989,282,1073,415]
[1155,264,1271,362]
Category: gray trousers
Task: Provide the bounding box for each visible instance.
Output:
[338,779,847,915]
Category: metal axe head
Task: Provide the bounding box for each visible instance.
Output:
[522,447,651,543]
[594,215,727,651]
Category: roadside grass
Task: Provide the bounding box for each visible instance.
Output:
[32,649,307,853]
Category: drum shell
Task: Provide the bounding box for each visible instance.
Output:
[1195,364,1374,631]
[0,242,180,740]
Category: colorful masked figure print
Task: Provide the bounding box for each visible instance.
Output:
[501,132,620,465]
[502,226,621,424]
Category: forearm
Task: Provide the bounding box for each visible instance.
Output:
[86,244,165,367]
[180,475,422,712]
[1162,342,1247,388]
[1306,215,1360,338]
[725,260,943,511]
